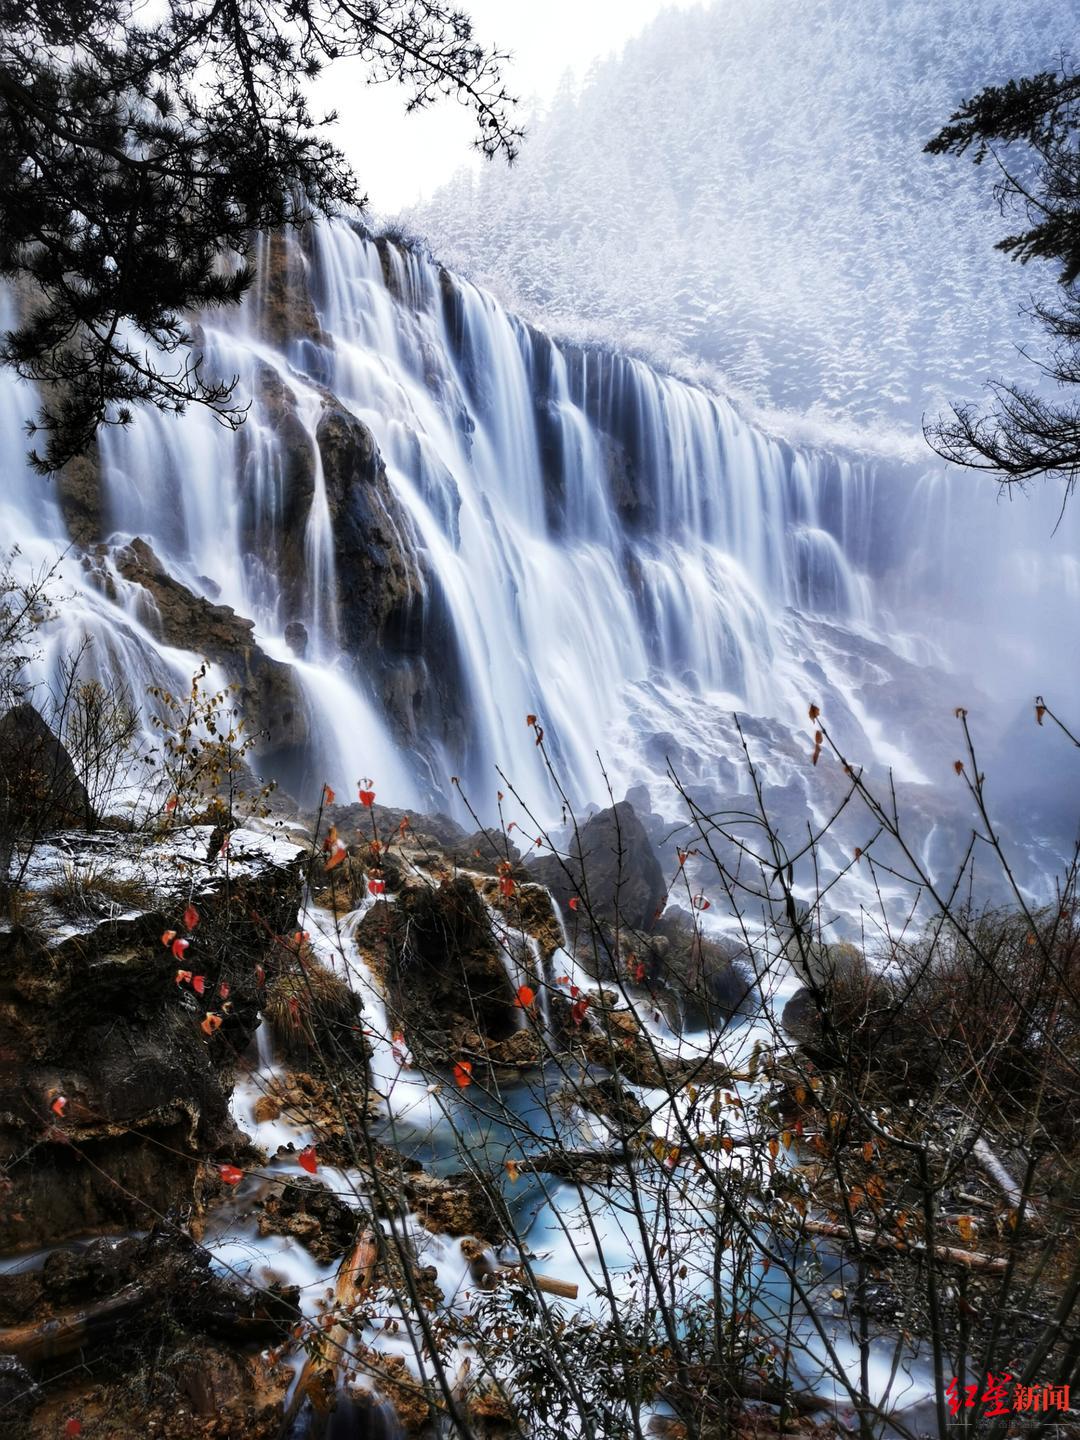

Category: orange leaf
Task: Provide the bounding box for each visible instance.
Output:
[526,714,537,726]
[325,839,347,870]
[953,760,964,775]
[862,1141,874,1162]
[453,1060,473,1089]
[298,1145,318,1174]
[499,874,515,898]
[164,796,178,813]
[516,985,535,1008]
[51,1095,67,1117]
[956,1214,975,1243]
[721,1135,734,1154]
[219,1163,244,1186]
[323,784,335,804]
[161,929,177,947]
[1035,703,1046,726]
[201,1013,222,1036]
[505,1158,520,1184]
[808,704,820,721]
[175,968,192,986]
[768,1137,779,1160]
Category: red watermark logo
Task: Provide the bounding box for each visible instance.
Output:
[947,1374,1071,1418]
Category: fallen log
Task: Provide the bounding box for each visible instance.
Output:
[0,1284,148,1366]
[280,1228,379,1440]
[799,1218,1008,1273]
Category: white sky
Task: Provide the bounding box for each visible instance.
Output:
[316,1,701,214]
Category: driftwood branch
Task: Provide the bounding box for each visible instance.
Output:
[799,1218,1008,1272]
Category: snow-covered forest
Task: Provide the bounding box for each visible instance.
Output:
[409,0,1067,433]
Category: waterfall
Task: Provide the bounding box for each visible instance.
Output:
[3,221,1077,825]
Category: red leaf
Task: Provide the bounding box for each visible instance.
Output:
[453,1060,473,1089]
[516,985,536,1008]
[218,981,230,999]
[570,998,590,1027]
[254,963,265,986]
[201,1013,222,1036]
[219,1163,243,1186]
[164,795,178,813]
[358,788,375,808]
[499,875,515,898]
[692,895,711,911]
[298,1145,318,1174]
[526,714,537,727]
[65,1421,83,1438]
[51,1095,67,1117]
[161,929,177,947]
[568,896,579,911]
[808,704,820,721]
[192,974,206,996]
[175,969,192,986]
[368,877,386,895]
[183,903,199,931]
[171,936,190,959]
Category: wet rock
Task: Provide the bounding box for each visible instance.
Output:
[283,620,308,657]
[574,1075,650,1135]
[0,1353,39,1420]
[256,229,325,350]
[256,1176,366,1262]
[0,826,303,1250]
[652,907,757,1027]
[528,801,666,932]
[54,449,103,546]
[114,538,308,756]
[315,401,471,751]
[263,952,370,1076]
[355,875,518,1048]
[401,1170,503,1241]
[0,703,93,838]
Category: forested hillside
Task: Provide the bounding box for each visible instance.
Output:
[409,0,1072,429]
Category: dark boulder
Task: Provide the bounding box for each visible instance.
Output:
[0,703,93,837]
[528,801,666,932]
[651,907,757,1028]
[355,875,517,1050]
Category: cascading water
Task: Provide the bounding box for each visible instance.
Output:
[4,219,1078,842]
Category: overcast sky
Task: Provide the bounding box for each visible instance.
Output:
[316,1,701,214]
